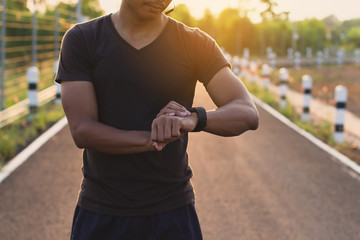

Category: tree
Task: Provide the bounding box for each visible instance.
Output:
[82,0,104,19]
[215,8,256,56]
[197,8,216,38]
[297,18,327,52]
[168,4,196,27]
[346,27,360,48]
[6,0,28,11]
[260,0,278,21]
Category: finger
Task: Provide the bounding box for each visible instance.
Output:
[157,122,165,143]
[170,101,186,109]
[161,110,189,117]
[151,121,158,141]
[176,111,191,117]
[164,119,172,141]
[157,142,166,151]
[166,101,188,112]
[157,101,189,117]
[171,120,181,137]
[152,142,164,151]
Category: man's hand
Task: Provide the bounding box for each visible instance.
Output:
[151,101,198,151]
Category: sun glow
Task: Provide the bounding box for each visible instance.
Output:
[99,0,360,22]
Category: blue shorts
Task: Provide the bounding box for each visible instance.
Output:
[70,202,203,240]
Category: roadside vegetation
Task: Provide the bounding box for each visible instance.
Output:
[0,103,64,169]
[244,80,360,166]
[271,65,360,118]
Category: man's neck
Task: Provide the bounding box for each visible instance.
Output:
[116,6,167,35]
[111,6,169,50]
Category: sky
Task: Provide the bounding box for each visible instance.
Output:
[99,0,360,22]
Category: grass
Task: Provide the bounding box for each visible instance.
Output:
[0,102,64,169]
[243,77,360,166]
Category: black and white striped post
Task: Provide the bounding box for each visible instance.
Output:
[301,75,312,122]
[334,85,347,144]
[54,60,61,104]
[27,66,39,113]
[279,68,289,108]
[261,64,271,90]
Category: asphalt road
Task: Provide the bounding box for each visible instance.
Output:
[1,84,360,240]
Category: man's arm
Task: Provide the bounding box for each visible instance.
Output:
[150,66,259,149]
[203,66,259,136]
[61,80,156,154]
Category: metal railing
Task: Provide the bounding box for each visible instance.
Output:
[0,2,83,128]
[0,85,56,128]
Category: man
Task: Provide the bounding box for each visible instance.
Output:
[56,0,259,239]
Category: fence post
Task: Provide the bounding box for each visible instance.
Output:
[243,48,249,60]
[306,47,312,59]
[316,51,323,68]
[336,49,344,66]
[279,68,289,108]
[248,61,257,83]
[294,51,301,69]
[261,64,271,90]
[355,48,360,65]
[76,0,82,23]
[266,47,272,60]
[232,56,240,76]
[334,85,347,144]
[27,66,39,113]
[301,75,312,122]
[32,0,38,67]
[323,48,330,64]
[287,48,293,59]
[54,5,59,59]
[269,52,277,69]
[0,0,6,110]
[240,58,248,80]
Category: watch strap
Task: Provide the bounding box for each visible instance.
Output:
[190,107,207,132]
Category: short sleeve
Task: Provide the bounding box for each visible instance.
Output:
[55,25,93,84]
[193,30,231,86]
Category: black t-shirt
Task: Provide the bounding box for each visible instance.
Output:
[55,14,230,216]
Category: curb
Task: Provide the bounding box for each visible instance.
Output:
[252,95,360,176]
[0,117,68,184]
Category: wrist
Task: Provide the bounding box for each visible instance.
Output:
[188,112,199,131]
[143,132,157,151]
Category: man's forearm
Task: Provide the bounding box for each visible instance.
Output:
[203,99,259,136]
[70,119,154,155]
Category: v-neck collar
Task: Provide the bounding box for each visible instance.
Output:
[107,14,171,54]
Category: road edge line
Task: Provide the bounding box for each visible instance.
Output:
[0,117,68,184]
[252,95,360,176]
